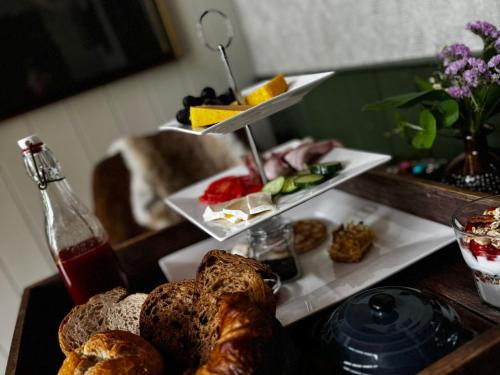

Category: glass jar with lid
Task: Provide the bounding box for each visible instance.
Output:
[248,216,301,281]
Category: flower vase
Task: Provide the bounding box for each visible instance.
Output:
[443,131,500,194]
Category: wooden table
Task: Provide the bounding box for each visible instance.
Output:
[6,171,500,374]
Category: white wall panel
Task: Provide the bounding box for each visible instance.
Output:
[0,259,20,346]
[142,64,187,124]
[0,168,52,289]
[0,259,18,375]
[234,0,500,75]
[105,73,160,136]
[66,88,124,163]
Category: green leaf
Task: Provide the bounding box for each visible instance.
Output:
[437,99,459,127]
[363,90,450,111]
[414,76,433,91]
[394,112,412,142]
[411,110,437,149]
[482,84,500,121]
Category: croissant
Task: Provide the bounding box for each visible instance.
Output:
[195,293,285,375]
[58,330,164,375]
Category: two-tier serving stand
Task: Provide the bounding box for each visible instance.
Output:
[159,10,389,251]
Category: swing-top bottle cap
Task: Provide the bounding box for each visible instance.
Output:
[17,135,44,153]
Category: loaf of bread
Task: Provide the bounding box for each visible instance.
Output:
[139,280,198,371]
[59,287,147,355]
[58,330,164,375]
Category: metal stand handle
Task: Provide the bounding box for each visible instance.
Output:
[197,9,268,184]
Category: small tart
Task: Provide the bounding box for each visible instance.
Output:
[292,219,328,254]
[329,223,375,263]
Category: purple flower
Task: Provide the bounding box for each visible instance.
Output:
[445,59,468,76]
[488,54,500,69]
[495,37,500,52]
[447,85,471,99]
[463,69,480,87]
[467,57,488,73]
[466,20,499,42]
[439,44,471,66]
[488,55,500,81]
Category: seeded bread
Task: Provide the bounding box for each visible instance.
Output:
[58,288,147,356]
[194,250,275,363]
[139,280,198,370]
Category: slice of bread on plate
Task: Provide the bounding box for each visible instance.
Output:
[58,287,147,356]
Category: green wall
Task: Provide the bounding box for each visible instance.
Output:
[269,61,500,161]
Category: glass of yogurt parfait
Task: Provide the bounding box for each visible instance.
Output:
[452,195,500,309]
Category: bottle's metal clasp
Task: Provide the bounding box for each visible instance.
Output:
[27,142,63,190]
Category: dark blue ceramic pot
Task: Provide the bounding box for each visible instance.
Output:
[318,287,462,374]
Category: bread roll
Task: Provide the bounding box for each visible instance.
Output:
[58,330,164,375]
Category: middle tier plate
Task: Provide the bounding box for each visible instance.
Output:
[165,141,391,241]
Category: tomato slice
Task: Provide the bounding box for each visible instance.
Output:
[199,175,264,204]
[199,176,245,204]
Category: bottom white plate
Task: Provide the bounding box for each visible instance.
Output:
[159,189,455,326]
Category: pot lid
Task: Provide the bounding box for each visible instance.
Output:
[319,287,462,374]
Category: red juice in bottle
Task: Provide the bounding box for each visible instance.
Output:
[57,238,125,304]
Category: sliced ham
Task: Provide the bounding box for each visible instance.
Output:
[244,138,342,180]
[264,153,293,180]
[283,140,337,171]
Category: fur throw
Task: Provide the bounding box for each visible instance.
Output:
[109,132,246,230]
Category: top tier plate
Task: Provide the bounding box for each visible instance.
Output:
[158,71,334,135]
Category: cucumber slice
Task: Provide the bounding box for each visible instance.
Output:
[294,174,325,187]
[310,162,342,177]
[262,176,285,196]
[281,177,301,194]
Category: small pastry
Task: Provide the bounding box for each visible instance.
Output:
[292,219,328,254]
[329,223,375,262]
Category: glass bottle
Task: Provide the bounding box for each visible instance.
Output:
[18,135,126,304]
[248,216,301,281]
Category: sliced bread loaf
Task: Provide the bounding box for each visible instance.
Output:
[139,280,198,370]
[58,287,147,356]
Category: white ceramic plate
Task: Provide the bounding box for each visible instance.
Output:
[159,189,455,326]
[165,141,391,242]
[158,71,334,135]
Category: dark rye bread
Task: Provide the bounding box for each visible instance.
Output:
[140,280,198,370]
[194,250,276,364]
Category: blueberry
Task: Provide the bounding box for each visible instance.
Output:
[217,94,232,105]
[176,108,191,125]
[200,87,216,99]
[202,97,223,106]
[183,95,202,108]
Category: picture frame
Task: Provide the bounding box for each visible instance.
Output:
[0,0,178,120]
